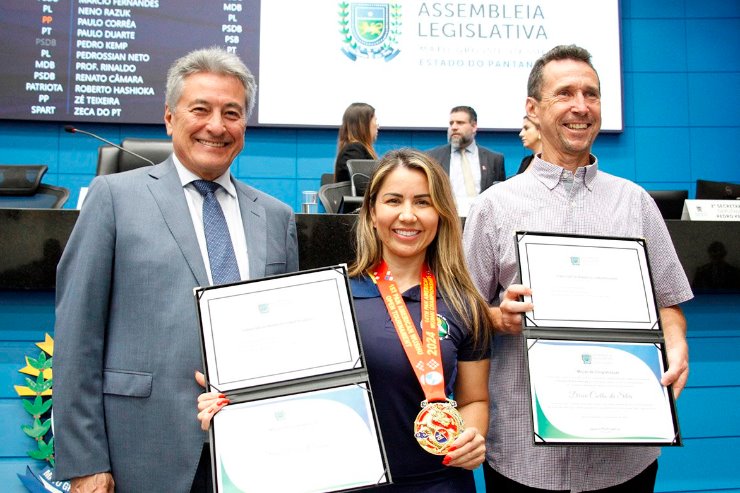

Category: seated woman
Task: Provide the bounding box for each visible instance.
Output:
[516,115,542,174]
[197,149,493,492]
[333,102,379,183]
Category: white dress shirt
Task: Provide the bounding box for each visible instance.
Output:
[449,142,482,216]
[173,156,250,285]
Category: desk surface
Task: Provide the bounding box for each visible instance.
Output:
[1,209,739,292]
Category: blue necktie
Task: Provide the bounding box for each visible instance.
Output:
[192,180,241,285]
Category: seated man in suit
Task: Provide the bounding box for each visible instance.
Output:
[53,47,299,493]
[426,105,505,215]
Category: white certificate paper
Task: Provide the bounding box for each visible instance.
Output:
[212,385,388,492]
[528,340,678,444]
[196,267,391,491]
[516,232,681,446]
[517,233,658,331]
[197,267,361,392]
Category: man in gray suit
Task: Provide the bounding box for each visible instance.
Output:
[53,47,299,492]
[426,106,505,214]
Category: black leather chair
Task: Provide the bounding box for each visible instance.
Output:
[646,190,688,220]
[96,138,173,175]
[318,181,352,214]
[695,179,740,200]
[0,164,69,208]
[346,159,378,196]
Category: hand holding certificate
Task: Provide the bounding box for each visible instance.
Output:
[516,232,681,446]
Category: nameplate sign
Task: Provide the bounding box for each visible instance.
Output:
[681,200,740,221]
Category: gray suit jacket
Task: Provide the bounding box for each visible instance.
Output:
[53,158,299,492]
[426,143,506,192]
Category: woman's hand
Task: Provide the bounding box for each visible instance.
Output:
[194,371,230,431]
[441,427,486,470]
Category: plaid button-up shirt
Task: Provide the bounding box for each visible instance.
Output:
[463,156,692,491]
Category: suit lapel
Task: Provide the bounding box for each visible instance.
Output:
[479,149,491,189]
[234,180,266,280]
[147,159,210,287]
[440,145,452,174]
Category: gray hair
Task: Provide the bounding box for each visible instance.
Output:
[527,45,598,100]
[165,46,257,118]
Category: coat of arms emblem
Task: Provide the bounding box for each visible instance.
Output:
[339,3,401,61]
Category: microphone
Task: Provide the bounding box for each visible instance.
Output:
[64,125,156,166]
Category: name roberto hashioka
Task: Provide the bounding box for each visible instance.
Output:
[417,2,547,39]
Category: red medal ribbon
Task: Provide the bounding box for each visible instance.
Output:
[371,260,447,403]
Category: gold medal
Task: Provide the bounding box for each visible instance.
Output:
[373,262,461,456]
[413,400,464,455]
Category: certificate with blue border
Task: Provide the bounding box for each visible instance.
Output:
[527,339,679,444]
[195,265,391,491]
[211,384,387,492]
[516,232,681,446]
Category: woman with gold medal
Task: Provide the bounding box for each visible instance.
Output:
[346,148,494,491]
[197,149,494,491]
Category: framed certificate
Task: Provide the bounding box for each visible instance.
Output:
[516,232,681,446]
[195,265,391,492]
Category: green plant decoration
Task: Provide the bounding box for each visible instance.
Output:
[15,334,56,466]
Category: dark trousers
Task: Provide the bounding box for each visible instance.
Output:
[190,443,214,493]
[483,460,658,493]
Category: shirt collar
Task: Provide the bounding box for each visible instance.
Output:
[530,154,599,191]
[349,274,433,301]
[454,141,477,155]
[350,275,380,298]
[173,154,237,198]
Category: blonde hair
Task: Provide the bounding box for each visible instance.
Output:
[349,148,494,346]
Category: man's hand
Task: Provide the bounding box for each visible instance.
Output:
[493,284,533,335]
[660,305,689,398]
[71,472,115,493]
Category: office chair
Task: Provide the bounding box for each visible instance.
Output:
[695,179,740,200]
[320,173,335,186]
[646,190,689,220]
[97,138,173,175]
[346,159,378,197]
[318,181,352,213]
[0,164,69,209]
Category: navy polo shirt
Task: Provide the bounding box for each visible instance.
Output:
[350,275,490,487]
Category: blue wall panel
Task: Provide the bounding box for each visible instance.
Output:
[0,293,55,335]
[239,129,297,179]
[657,438,740,492]
[0,460,40,493]
[689,127,740,183]
[688,339,740,388]
[1,1,739,491]
[682,295,740,337]
[677,387,740,438]
[634,127,692,182]
[626,0,686,19]
[592,132,637,181]
[632,73,690,128]
[687,72,740,127]
[0,400,35,457]
[621,72,636,127]
[686,19,740,71]
[629,20,688,72]
[685,0,740,17]
[294,129,338,179]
